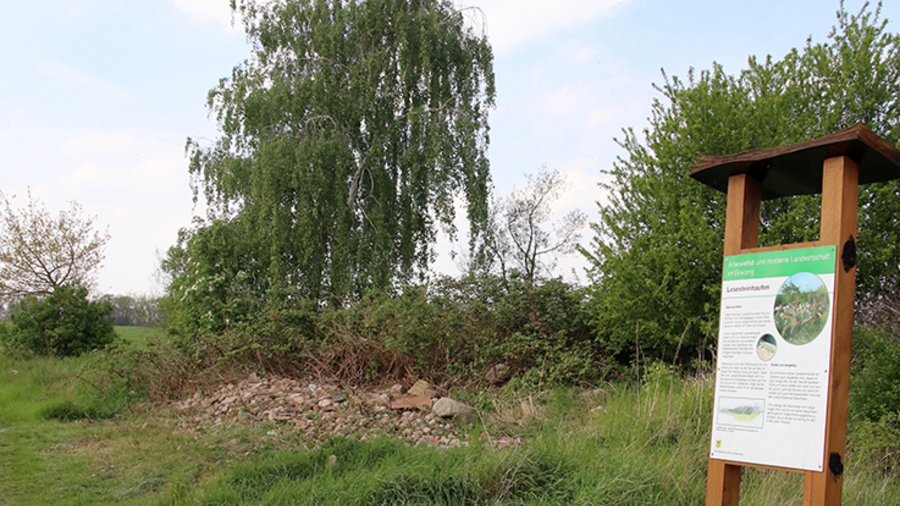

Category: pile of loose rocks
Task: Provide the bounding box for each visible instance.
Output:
[175,375,479,449]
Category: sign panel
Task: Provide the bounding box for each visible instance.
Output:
[709,246,837,471]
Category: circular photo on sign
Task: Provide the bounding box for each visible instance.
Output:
[773,272,830,345]
[756,333,777,361]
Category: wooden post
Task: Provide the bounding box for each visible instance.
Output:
[706,173,760,506]
[723,173,761,255]
[803,156,859,505]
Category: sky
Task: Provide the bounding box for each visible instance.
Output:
[1,0,897,296]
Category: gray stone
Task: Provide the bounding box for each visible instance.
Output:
[485,363,512,385]
[370,393,391,406]
[432,397,476,421]
[407,379,437,398]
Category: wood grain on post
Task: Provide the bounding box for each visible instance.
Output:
[803,156,859,506]
[723,174,761,256]
[706,172,761,506]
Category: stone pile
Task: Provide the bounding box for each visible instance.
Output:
[175,374,478,449]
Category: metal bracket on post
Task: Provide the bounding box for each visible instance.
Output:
[841,237,856,272]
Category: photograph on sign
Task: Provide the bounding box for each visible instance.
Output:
[773,272,830,345]
[709,246,836,471]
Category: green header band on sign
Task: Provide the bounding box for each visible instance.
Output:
[722,246,837,281]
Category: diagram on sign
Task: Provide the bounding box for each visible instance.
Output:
[717,397,765,428]
[755,334,777,361]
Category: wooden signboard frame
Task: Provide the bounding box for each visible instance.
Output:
[690,124,900,506]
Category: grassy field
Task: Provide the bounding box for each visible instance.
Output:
[1,328,897,505]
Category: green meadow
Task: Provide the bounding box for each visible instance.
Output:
[1,330,896,505]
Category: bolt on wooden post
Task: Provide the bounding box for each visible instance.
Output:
[689,124,900,506]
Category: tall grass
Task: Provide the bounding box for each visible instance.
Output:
[0,326,231,505]
[1,329,896,505]
[116,325,169,350]
[0,326,165,423]
[172,438,574,505]
[0,352,104,422]
[173,366,897,505]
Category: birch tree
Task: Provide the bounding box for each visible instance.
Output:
[179,0,495,305]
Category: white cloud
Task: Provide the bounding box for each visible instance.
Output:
[541,85,584,115]
[586,108,614,128]
[170,0,238,30]
[2,127,196,296]
[26,0,97,19]
[555,161,603,211]
[458,0,631,55]
[57,131,185,191]
[37,60,130,102]
[556,39,602,66]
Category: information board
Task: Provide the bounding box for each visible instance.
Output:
[709,246,837,471]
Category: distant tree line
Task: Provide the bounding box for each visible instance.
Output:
[99,295,161,327]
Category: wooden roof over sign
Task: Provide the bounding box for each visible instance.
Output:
[690,123,900,200]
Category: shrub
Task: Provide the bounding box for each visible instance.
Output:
[850,414,900,474]
[312,276,607,386]
[487,278,609,386]
[166,274,612,388]
[2,285,115,357]
[851,325,900,423]
[317,287,465,383]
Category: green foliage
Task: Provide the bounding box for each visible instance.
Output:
[773,276,830,345]
[315,286,477,383]
[2,286,115,357]
[169,0,495,335]
[851,325,900,423]
[485,278,607,387]
[161,220,266,338]
[356,275,603,386]
[171,275,606,387]
[101,294,160,327]
[584,2,900,364]
[849,414,900,475]
[641,360,681,389]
